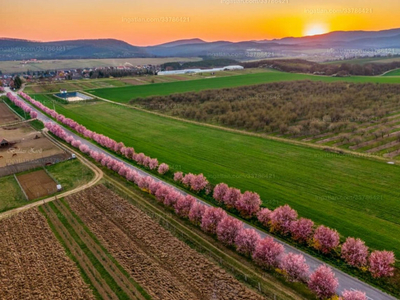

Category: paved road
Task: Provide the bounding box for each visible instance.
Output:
[8,88,396,300]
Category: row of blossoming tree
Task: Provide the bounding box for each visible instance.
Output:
[6,92,38,118]
[15,92,394,298]
[41,120,368,300]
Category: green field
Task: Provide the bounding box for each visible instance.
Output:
[31,95,400,258]
[0,175,26,213]
[86,70,400,103]
[384,69,400,76]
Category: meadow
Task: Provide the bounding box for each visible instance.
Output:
[32,94,400,258]
[384,69,400,76]
[86,70,400,103]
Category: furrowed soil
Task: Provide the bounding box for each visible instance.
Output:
[0,208,94,300]
[66,185,265,300]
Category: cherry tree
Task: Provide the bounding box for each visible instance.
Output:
[308,265,338,299]
[174,195,196,218]
[341,290,367,300]
[191,174,208,192]
[236,191,261,218]
[313,225,340,254]
[158,163,169,174]
[341,237,369,268]
[164,189,182,207]
[149,158,159,170]
[252,237,284,269]
[257,208,272,227]
[213,183,229,204]
[174,172,183,182]
[182,173,195,186]
[149,180,163,195]
[290,218,314,244]
[155,185,170,203]
[235,228,260,257]
[222,187,241,208]
[270,205,298,235]
[216,216,243,246]
[201,207,227,234]
[188,202,207,225]
[369,250,395,278]
[79,144,90,154]
[280,253,309,282]
[30,111,38,119]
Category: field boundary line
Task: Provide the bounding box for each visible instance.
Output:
[82,91,397,164]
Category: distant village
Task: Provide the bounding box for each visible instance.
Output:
[0,60,162,88]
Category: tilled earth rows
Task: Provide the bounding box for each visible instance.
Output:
[0,209,94,300]
[67,185,265,300]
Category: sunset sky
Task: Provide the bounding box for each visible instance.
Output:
[2,0,400,46]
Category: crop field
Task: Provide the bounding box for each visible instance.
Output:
[0,57,202,74]
[0,102,20,124]
[85,70,400,103]
[64,185,265,300]
[16,169,58,200]
[0,208,95,299]
[30,95,400,258]
[24,68,269,94]
[384,69,400,76]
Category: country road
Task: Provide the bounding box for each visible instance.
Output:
[7,87,397,300]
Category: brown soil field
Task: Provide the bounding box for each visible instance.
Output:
[17,169,57,200]
[0,125,65,168]
[67,185,265,300]
[0,208,95,300]
[0,102,20,125]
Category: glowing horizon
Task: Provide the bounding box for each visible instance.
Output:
[2,0,400,46]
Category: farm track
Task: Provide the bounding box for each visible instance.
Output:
[101,177,304,300]
[0,209,94,300]
[66,185,273,300]
[52,199,145,300]
[42,203,118,300]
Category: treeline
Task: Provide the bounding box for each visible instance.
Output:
[130,80,400,136]
[161,58,239,70]
[241,59,400,76]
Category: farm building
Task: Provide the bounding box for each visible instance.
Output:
[0,138,9,147]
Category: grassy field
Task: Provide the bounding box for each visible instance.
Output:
[384,69,400,76]
[0,57,202,74]
[24,68,269,94]
[31,95,400,258]
[0,159,93,213]
[0,175,26,212]
[86,70,400,103]
[47,159,94,191]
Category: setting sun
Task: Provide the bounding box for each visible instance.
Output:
[303,24,329,36]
